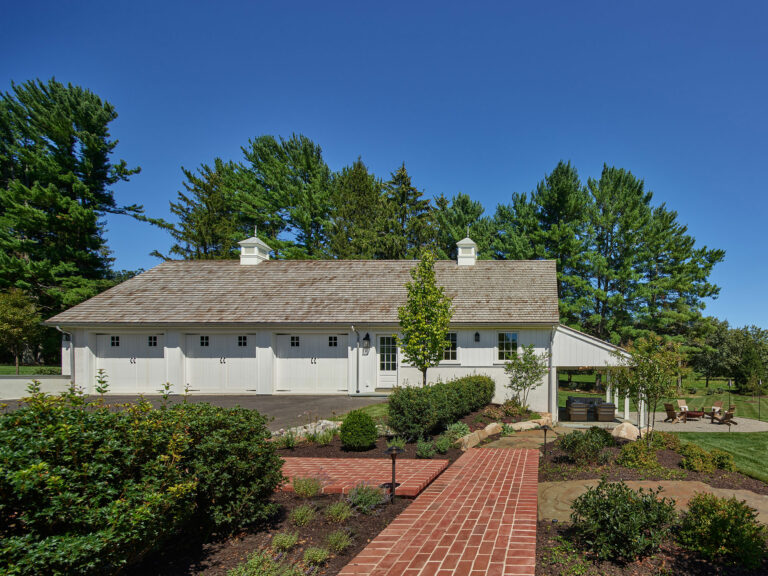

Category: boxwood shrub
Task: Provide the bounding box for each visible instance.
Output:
[339,410,378,450]
[0,389,283,575]
[388,375,495,440]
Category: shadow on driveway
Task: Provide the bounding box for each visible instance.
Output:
[2,394,387,431]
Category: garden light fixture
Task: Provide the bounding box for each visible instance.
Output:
[383,445,404,503]
[540,424,556,458]
[362,333,371,350]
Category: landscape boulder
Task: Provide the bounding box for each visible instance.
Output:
[611,422,640,441]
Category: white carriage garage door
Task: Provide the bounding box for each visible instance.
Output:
[96,334,166,394]
[276,334,348,393]
[184,334,257,393]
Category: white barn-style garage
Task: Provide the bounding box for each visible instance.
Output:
[46,233,627,421]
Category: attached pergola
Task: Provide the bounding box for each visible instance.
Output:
[550,325,637,424]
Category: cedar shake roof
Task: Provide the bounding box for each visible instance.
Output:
[46,259,559,326]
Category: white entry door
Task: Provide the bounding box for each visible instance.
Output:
[185,334,257,392]
[377,335,398,388]
[96,334,165,394]
[276,334,348,393]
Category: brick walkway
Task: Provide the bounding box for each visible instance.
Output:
[281,457,449,497]
[339,448,539,576]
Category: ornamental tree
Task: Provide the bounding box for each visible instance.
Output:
[397,250,453,386]
[611,334,681,447]
[504,344,550,409]
[0,289,42,374]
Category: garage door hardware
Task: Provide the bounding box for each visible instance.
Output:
[129,357,137,364]
[219,357,227,363]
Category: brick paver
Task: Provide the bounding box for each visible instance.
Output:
[339,448,539,576]
[281,457,449,497]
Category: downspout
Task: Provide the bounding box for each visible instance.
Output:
[54,325,73,380]
[351,325,360,394]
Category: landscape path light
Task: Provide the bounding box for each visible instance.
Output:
[540,424,557,459]
[383,445,404,503]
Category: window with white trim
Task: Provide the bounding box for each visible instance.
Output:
[290,336,300,347]
[497,332,518,361]
[443,332,457,361]
[379,336,397,371]
[147,336,157,347]
[200,335,209,347]
[110,336,120,347]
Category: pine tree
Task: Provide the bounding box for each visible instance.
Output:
[328,158,386,259]
[147,159,248,259]
[240,134,332,259]
[0,78,141,311]
[379,164,432,259]
[582,165,654,343]
[530,161,591,325]
[490,194,537,260]
[432,193,493,259]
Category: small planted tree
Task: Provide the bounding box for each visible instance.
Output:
[397,250,453,386]
[504,344,550,409]
[0,289,42,374]
[611,335,681,447]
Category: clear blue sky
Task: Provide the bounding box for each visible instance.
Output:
[3,1,766,327]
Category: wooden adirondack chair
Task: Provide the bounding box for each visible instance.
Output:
[663,403,682,423]
[711,409,737,426]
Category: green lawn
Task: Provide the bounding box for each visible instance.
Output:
[675,432,768,483]
[558,381,768,420]
[331,401,389,422]
[0,365,61,375]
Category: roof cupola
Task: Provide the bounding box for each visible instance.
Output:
[456,237,477,266]
[239,228,272,265]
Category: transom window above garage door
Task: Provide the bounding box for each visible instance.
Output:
[110,336,120,347]
[238,335,247,347]
[147,336,157,347]
[290,336,300,347]
[329,336,338,347]
[200,335,209,347]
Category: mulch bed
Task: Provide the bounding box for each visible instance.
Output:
[126,491,411,576]
[458,404,539,432]
[277,435,465,465]
[538,443,768,495]
[536,521,768,575]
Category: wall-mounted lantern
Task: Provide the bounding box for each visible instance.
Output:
[474,332,480,343]
[362,333,371,350]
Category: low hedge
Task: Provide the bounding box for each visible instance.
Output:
[388,375,495,440]
[0,387,283,575]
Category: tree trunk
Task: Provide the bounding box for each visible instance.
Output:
[15,354,19,375]
[705,375,709,388]
[422,369,427,387]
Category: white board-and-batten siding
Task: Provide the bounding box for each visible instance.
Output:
[61,326,555,414]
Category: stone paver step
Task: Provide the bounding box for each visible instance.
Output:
[281,457,449,497]
[339,448,539,576]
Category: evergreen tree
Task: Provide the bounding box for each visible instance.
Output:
[328,158,386,259]
[148,159,248,259]
[379,164,431,259]
[0,78,141,311]
[240,134,332,259]
[432,193,493,259]
[490,194,536,260]
[530,161,591,325]
[582,165,654,343]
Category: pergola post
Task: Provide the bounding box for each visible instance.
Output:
[605,371,612,403]
[549,364,558,424]
[624,395,630,420]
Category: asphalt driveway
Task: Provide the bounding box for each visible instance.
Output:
[3,394,387,431]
